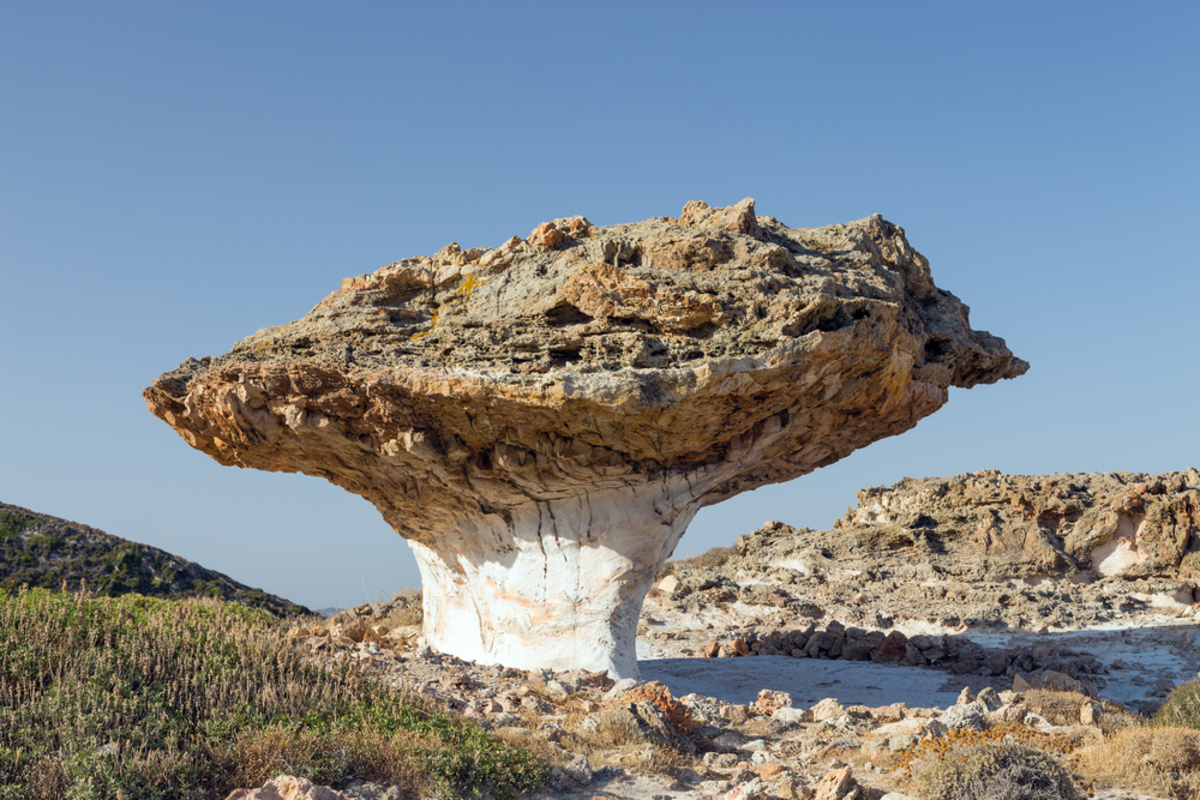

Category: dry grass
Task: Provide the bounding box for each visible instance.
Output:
[383,587,423,628]
[1062,681,1200,798]
[1022,689,1138,736]
[1070,727,1200,799]
[888,685,1200,800]
[0,586,547,799]
[488,726,573,771]
[662,546,734,578]
[224,726,435,796]
[557,710,695,775]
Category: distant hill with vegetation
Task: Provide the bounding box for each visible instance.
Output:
[0,501,307,616]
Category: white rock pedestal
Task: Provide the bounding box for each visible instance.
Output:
[408,478,701,680]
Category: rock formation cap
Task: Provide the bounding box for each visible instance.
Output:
[144,198,1027,677]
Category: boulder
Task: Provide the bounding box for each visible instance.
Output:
[813,766,862,800]
[561,753,593,785]
[752,688,794,716]
[610,701,695,752]
[986,703,1029,727]
[776,776,816,800]
[842,630,885,660]
[773,706,812,724]
[678,692,726,724]
[617,679,693,733]
[939,702,985,730]
[225,776,354,800]
[870,630,909,662]
[975,686,1002,712]
[863,718,947,754]
[146,199,1026,678]
[868,703,907,725]
[810,698,847,722]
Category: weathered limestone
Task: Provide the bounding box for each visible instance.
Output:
[835,468,1200,582]
[144,198,1027,678]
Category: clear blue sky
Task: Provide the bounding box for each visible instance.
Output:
[2,3,1197,611]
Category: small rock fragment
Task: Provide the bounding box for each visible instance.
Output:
[810,698,846,722]
[813,766,861,800]
[752,689,794,716]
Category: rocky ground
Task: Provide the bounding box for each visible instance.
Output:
[240,469,1200,799]
[274,590,1195,800]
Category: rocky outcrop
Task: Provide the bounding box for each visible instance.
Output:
[651,469,1200,636]
[740,469,1200,584]
[145,198,1026,678]
[842,469,1200,582]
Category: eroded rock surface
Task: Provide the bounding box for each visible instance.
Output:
[705,468,1200,601]
[145,199,1026,677]
[836,469,1200,582]
[647,469,1200,673]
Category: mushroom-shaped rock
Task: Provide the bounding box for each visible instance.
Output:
[144,199,1027,679]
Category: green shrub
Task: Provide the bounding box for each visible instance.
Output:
[0,587,547,799]
[915,743,1078,800]
[0,511,32,539]
[1155,680,1200,730]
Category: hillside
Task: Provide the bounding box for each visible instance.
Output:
[0,501,307,615]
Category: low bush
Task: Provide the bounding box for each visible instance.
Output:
[0,586,547,799]
[0,510,32,539]
[893,722,1079,782]
[914,742,1078,800]
[1155,680,1200,730]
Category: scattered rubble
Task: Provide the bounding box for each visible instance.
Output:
[279,590,1192,800]
[273,469,1200,798]
[692,623,1108,697]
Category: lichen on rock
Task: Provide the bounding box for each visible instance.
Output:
[144,198,1027,678]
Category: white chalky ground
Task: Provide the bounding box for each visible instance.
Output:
[640,655,963,709]
[638,617,1200,713]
